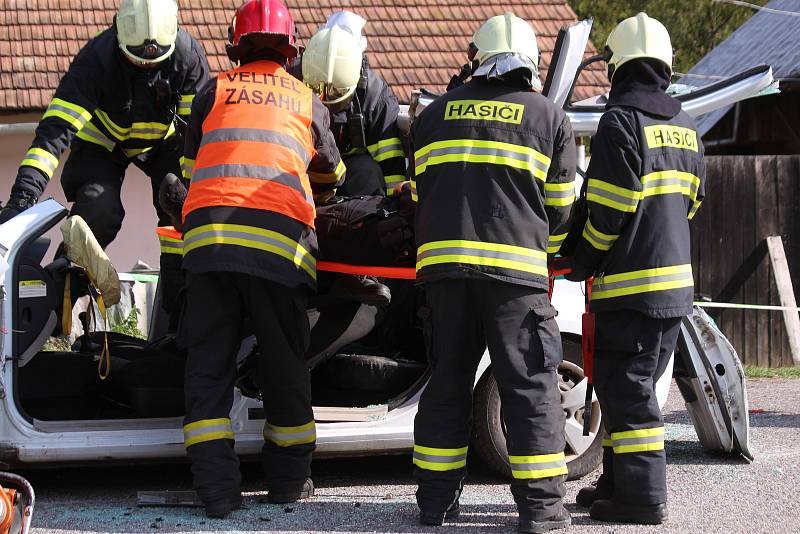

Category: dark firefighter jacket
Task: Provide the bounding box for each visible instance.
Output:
[290,57,407,194]
[179,60,344,290]
[411,76,577,290]
[13,27,209,204]
[571,62,706,318]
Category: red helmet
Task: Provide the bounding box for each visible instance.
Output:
[226,0,298,62]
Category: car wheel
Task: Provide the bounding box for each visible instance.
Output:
[471,335,603,481]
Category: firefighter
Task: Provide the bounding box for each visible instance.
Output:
[0,0,208,243]
[411,13,576,532]
[178,0,344,518]
[565,13,705,525]
[298,12,407,197]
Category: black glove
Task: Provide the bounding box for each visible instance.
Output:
[564,261,593,282]
[0,193,35,224]
[158,173,187,231]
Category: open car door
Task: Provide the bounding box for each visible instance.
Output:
[675,306,753,461]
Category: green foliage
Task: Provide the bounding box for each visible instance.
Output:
[569,0,768,75]
[745,366,800,378]
[111,308,145,339]
[42,336,73,352]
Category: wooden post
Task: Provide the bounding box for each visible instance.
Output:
[766,236,800,366]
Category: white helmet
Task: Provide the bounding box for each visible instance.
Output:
[473,12,539,68]
[606,12,673,80]
[116,0,179,67]
[321,10,367,52]
[302,25,363,107]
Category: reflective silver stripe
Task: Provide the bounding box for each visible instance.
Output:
[22,150,58,174]
[46,102,89,126]
[200,127,310,164]
[413,451,468,464]
[76,123,115,151]
[643,176,699,197]
[612,435,664,448]
[415,145,548,174]
[183,228,315,274]
[184,423,231,442]
[370,141,403,160]
[587,182,641,210]
[130,125,169,136]
[509,460,566,472]
[263,422,316,446]
[594,270,692,293]
[417,246,545,267]
[192,163,314,207]
[583,221,617,251]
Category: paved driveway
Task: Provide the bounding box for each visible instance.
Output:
[25,378,800,533]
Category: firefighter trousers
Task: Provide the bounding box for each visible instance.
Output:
[592,310,681,506]
[179,271,313,504]
[414,279,567,521]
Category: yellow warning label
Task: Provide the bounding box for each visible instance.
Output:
[19,280,46,298]
[444,100,525,124]
[644,125,698,152]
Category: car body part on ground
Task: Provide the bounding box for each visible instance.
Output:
[0,471,34,534]
[675,306,753,461]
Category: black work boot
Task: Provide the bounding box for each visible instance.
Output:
[267,478,315,504]
[518,506,571,533]
[589,499,667,524]
[158,173,187,231]
[329,275,391,307]
[419,500,460,526]
[576,477,613,508]
[204,493,243,519]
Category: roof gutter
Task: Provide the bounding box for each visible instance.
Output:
[0,123,36,135]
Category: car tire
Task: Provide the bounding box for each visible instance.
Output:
[471,335,603,481]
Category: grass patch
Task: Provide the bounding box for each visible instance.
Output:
[110,308,145,339]
[745,366,800,379]
[42,336,73,352]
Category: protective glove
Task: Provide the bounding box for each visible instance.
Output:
[564,260,594,282]
[157,173,187,232]
[0,193,35,224]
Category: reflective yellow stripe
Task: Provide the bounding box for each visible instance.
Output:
[611,426,665,454]
[384,174,406,194]
[547,232,567,254]
[181,157,195,181]
[76,121,116,152]
[183,223,316,280]
[582,219,618,252]
[42,97,92,129]
[410,179,418,202]
[20,147,59,179]
[412,445,468,472]
[641,170,701,199]
[688,198,702,220]
[544,180,576,207]
[593,264,693,300]
[368,137,404,162]
[184,418,235,447]
[264,420,316,447]
[335,159,346,180]
[160,235,183,255]
[602,438,613,448]
[509,452,568,479]
[586,178,641,212]
[415,139,550,181]
[177,94,195,116]
[644,125,698,152]
[95,109,174,141]
[416,239,547,277]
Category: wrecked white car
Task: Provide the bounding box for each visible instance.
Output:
[0,21,762,477]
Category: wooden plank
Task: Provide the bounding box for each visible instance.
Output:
[740,158,758,365]
[754,156,776,367]
[766,236,800,366]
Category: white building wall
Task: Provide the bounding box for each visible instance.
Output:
[0,115,161,270]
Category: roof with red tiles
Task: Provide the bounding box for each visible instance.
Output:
[0,0,608,111]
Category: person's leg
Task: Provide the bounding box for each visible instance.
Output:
[590,311,671,524]
[60,140,128,248]
[180,271,244,517]
[413,279,485,525]
[336,153,386,197]
[481,282,569,532]
[244,277,315,501]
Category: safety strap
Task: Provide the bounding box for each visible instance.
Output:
[62,271,111,380]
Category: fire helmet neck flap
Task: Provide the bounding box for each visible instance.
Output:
[116,0,178,67]
[226,0,298,63]
[605,12,673,81]
[302,25,363,108]
[472,12,541,90]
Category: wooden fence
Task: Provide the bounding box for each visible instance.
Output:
[691,155,800,367]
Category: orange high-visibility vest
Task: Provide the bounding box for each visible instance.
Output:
[182,60,316,227]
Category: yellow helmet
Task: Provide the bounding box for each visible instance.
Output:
[473,12,539,68]
[606,12,672,80]
[302,25,363,107]
[116,0,178,66]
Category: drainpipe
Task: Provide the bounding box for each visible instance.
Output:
[0,123,36,135]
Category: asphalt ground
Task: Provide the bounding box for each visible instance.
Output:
[21,378,800,534]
